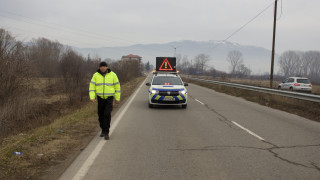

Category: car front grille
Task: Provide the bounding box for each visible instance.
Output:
[151,99,186,104]
[158,91,179,96]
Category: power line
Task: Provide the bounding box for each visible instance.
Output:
[0,9,140,44]
[0,11,132,45]
[277,0,283,20]
[0,9,174,54]
[0,19,166,59]
[1,24,109,48]
[205,1,275,54]
[224,2,274,42]
[0,3,279,63]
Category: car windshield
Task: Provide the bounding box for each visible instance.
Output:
[297,79,311,84]
[152,76,183,85]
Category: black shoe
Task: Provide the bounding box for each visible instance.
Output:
[100,132,106,137]
[104,135,110,140]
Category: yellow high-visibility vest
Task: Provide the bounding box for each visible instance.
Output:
[89,70,121,101]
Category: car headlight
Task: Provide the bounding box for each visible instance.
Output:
[151,90,159,94]
[179,90,186,95]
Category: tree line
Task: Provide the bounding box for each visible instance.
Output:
[0,28,143,140]
[175,50,251,79]
[175,50,319,84]
[278,50,320,83]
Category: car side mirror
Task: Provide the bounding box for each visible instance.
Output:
[184,82,188,86]
[146,83,151,86]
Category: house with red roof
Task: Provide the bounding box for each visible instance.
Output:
[121,54,142,63]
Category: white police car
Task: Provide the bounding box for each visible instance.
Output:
[278,77,312,93]
[146,72,188,108]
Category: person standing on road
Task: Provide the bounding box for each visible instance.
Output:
[89,62,121,140]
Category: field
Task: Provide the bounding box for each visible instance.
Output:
[0,77,76,141]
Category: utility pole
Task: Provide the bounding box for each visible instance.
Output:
[174,47,177,57]
[270,0,278,88]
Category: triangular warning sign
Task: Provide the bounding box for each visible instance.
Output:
[159,58,173,71]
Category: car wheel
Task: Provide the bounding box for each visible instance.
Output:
[148,103,153,108]
[278,86,281,89]
[181,104,187,109]
[289,87,293,91]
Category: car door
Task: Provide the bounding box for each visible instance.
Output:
[286,78,295,89]
[281,78,289,89]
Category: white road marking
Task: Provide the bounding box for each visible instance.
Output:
[72,79,146,180]
[231,121,265,141]
[195,99,205,105]
[194,98,264,142]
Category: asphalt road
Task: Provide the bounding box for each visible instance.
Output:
[59,75,320,180]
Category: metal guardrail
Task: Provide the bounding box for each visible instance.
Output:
[183,76,320,103]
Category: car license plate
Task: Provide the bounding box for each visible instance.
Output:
[163,97,175,101]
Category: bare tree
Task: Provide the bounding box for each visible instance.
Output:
[304,51,320,81]
[0,29,36,138]
[194,53,209,72]
[179,55,190,73]
[208,67,217,78]
[278,51,302,77]
[145,61,151,71]
[0,29,34,103]
[278,50,320,83]
[28,38,63,78]
[60,49,87,102]
[227,50,244,75]
[236,64,251,78]
[111,59,143,83]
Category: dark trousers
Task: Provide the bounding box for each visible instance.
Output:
[97,96,114,134]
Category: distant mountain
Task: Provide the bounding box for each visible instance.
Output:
[72,40,278,74]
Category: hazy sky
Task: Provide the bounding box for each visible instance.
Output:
[1,0,320,54]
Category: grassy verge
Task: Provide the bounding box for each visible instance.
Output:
[183,77,320,123]
[0,76,146,180]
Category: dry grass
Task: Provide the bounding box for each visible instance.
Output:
[0,76,146,180]
[183,77,320,123]
[0,77,68,141]
[30,78,55,90]
[228,78,280,88]
[0,104,98,180]
[312,85,320,95]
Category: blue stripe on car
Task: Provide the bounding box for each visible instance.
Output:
[151,95,157,100]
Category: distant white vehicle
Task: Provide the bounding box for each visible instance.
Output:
[278,77,312,93]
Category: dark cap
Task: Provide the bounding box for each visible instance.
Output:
[99,62,108,67]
